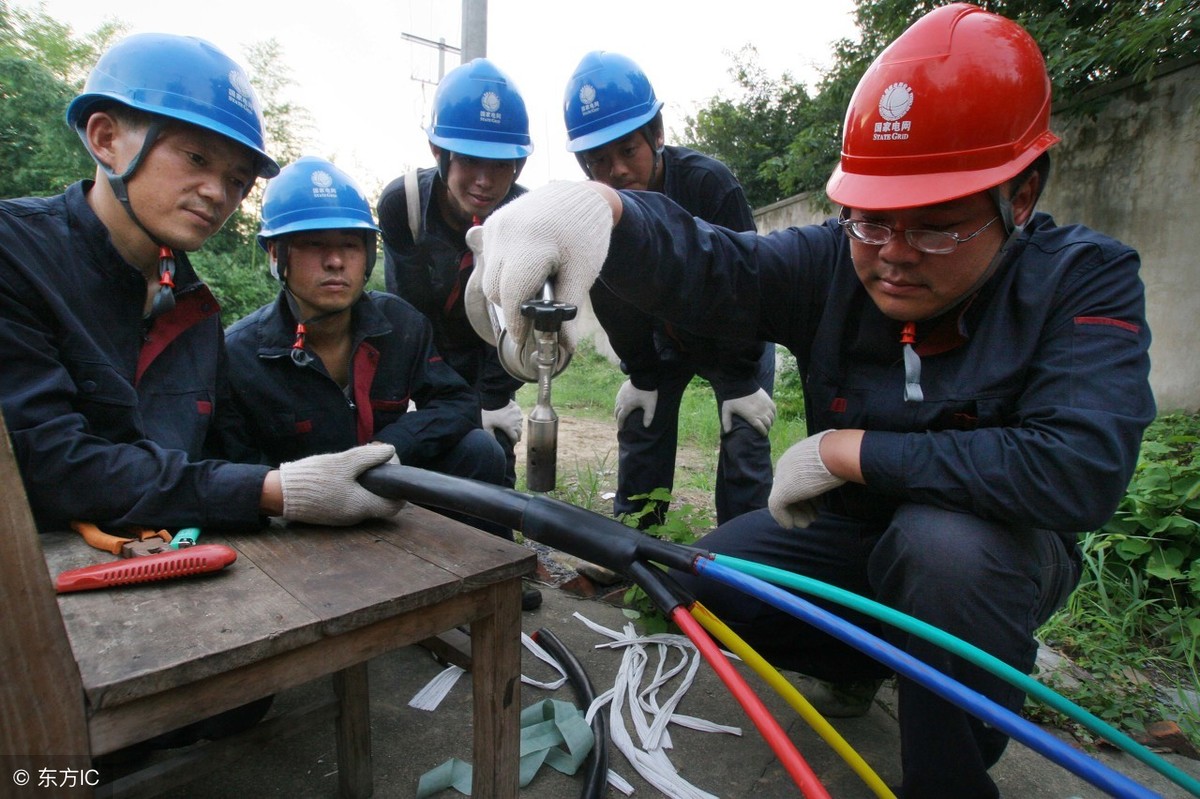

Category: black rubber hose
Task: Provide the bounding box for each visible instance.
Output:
[360,464,709,575]
[532,627,609,799]
[628,560,686,616]
[360,464,528,531]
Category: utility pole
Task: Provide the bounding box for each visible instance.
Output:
[400,32,460,85]
[401,0,484,86]
[461,0,487,61]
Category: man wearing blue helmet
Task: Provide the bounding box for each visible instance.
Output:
[1,31,409,530]
[224,157,515,545]
[377,58,532,492]
[563,51,776,530]
[0,33,406,761]
[0,31,403,534]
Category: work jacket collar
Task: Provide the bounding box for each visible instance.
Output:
[251,291,393,359]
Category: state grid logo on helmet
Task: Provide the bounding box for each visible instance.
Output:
[875,82,914,142]
[226,68,257,118]
[480,90,502,125]
[310,169,337,199]
[578,83,599,117]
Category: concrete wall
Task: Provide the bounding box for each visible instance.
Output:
[754,191,830,230]
[1041,61,1199,412]
[753,61,1200,412]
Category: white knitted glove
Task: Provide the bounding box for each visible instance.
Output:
[721,388,776,436]
[768,430,847,529]
[482,399,523,444]
[614,380,658,429]
[481,181,613,352]
[279,443,406,526]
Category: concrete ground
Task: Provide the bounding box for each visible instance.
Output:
[162,581,1200,799]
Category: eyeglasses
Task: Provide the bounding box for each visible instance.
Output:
[839,214,1000,255]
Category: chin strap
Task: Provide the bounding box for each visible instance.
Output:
[290,319,311,366]
[643,126,665,189]
[77,119,179,319]
[282,287,347,368]
[284,290,320,368]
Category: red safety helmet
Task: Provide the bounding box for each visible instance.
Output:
[826,3,1060,211]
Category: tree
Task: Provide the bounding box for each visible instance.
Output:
[192,38,317,323]
[684,0,1199,207]
[0,4,120,197]
[681,46,818,210]
[851,0,1198,104]
[0,5,315,322]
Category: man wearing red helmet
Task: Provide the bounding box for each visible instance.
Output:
[476,5,1155,796]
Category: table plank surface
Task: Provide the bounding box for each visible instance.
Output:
[44,530,319,708]
[41,506,534,711]
[380,508,537,585]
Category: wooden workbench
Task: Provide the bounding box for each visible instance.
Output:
[39,506,535,798]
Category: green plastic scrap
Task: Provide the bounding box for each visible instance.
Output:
[416,698,596,798]
[416,760,473,798]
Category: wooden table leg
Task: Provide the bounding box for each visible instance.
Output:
[334,662,372,798]
[469,579,522,798]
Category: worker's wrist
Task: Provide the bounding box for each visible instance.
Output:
[587,181,623,224]
[819,429,865,484]
[260,470,284,516]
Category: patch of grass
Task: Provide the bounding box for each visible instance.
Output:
[769,348,809,461]
[538,451,616,516]
[519,341,809,469]
[1032,412,1200,748]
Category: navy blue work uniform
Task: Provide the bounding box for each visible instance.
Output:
[0,181,270,533]
[599,192,1155,797]
[591,145,775,527]
[377,167,525,486]
[224,290,508,536]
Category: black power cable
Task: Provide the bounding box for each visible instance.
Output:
[360,464,708,576]
[531,627,609,799]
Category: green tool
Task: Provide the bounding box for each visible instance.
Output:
[171,527,201,549]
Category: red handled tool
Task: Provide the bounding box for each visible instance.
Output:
[55,544,237,593]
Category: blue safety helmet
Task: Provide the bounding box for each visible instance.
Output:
[67,32,279,178]
[258,156,380,280]
[563,51,664,154]
[427,58,533,161]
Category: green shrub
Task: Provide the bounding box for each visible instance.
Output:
[1036,412,1200,745]
[620,493,711,634]
[1092,412,1200,661]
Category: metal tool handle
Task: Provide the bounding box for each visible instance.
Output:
[519,280,578,333]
